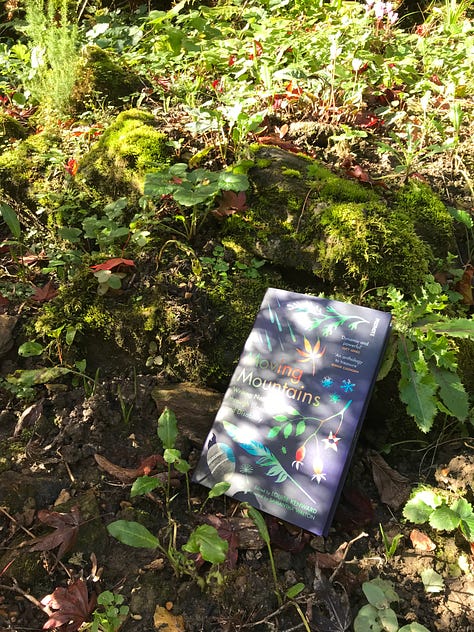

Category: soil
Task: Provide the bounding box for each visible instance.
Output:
[0,368,473,632]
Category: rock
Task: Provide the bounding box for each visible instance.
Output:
[0,314,17,357]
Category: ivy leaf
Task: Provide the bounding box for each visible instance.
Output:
[431,365,468,421]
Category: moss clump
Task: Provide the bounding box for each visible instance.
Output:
[307,162,379,203]
[0,113,27,147]
[394,181,455,258]
[317,202,431,291]
[80,108,170,197]
[0,130,61,200]
[71,46,144,112]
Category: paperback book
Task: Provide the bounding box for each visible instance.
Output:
[193,288,392,536]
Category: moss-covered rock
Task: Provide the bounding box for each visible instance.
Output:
[224,146,448,295]
[0,113,27,148]
[79,108,170,197]
[71,46,145,112]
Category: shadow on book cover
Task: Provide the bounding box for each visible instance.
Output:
[193,288,392,536]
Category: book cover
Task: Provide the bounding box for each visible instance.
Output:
[193,288,392,536]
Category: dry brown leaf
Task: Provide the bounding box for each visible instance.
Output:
[153,605,185,631]
[369,452,411,510]
[410,528,436,552]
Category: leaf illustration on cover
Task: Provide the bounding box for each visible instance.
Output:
[222,421,316,505]
[296,337,326,374]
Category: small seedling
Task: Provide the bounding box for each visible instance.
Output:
[379,523,403,559]
[83,591,129,632]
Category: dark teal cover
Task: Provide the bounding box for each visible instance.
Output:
[193,288,392,536]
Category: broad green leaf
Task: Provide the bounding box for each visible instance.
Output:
[362,581,390,609]
[420,568,444,593]
[295,420,306,436]
[397,338,438,432]
[431,366,468,421]
[130,475,162,497]
[0,203,21,239]
[399,623,432,632]
[378,607,399,632]
[174,458,190,473]
[18,341,44,357]
[182,524,228,564]
[460,515,474,541]
[163,448,181,463]
[7,366,70,386]
[283,423,293,438]
[217,171,249,192]
[421,318,474,339]
[447,206,473,229]
[429,504,460,531]
[65,326,78,346]
[403,498,434,524]
[208,482,231,498]
[353,604,380,632]
[157,407,178,450]
[108,274,123,289]
[285,583,305,599]
[107,520,159,548]
[450,497,473,520]
[58,227,82,242]
[268,426,281,438]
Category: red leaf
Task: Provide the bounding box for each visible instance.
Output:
[30,507,80,561]
[31,281,58,303]
[0,293,9,307]
[65,158,78,176]
[346,164,371,183]
[212,191,248,218]
[41,579,96,631]
[94,453,167,484]
[256,135,301,153]
[90,258,135,272]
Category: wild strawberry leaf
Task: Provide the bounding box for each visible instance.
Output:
[41,579,95,631]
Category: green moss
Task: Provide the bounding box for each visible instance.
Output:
[394,181,455,258]
[80,108,170,197]
[0,113,27,146]
[281,167,302,179]
[307,162,379,203]
[317,202,431,292]
[71,46,143,112]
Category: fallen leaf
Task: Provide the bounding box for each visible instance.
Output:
[94,453,166,484]
[153,605,185,631]
[212,190,248,218]
[410,529,436,552]
[14,399,44,436]
[30,507,80,561]
[313,541,348,569]
[369,452,411,510]
[346,164,371,183]
[256,135,302,153]
[41,579,96,631]
[31,281,58,303]
[454,264,474,305]
[90,258,135,272]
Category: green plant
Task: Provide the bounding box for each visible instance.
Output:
[243,503,310,631]
[21,0,80,119]
[380,275,474,433]
[379,523,403,559]
[82,591,129,632]
[107,408,229,583]
[143,163,249,241]
[403,486,474,543]
[354,578,432,632]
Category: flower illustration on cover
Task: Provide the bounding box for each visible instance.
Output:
[311,453,326,483]
[296,336,326,375]
[322,431,341,452]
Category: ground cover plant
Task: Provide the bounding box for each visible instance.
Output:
[0,0,473,629]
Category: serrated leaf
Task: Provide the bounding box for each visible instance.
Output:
[397,338,438,432]
[182,524,228,563]
[431,365,468,421]
[450,497,473,520]
[130,475,161,497]
[403,498,434,524]
[157,407,178,450]
[421,318,474,338]
[107,520,159,548]
[460,515,474,541]
[429,504,460,531]
[420,568,444,593]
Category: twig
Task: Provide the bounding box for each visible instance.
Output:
[238,600,292,628]
[329,531,368,583]
[295,187,315,234]
[0,579,51,616]
[0,506,36,539]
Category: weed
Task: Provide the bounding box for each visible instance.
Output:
[379,523,403,559]
[82,591,129,632]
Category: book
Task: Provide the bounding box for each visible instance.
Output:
[193,288,392,536]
